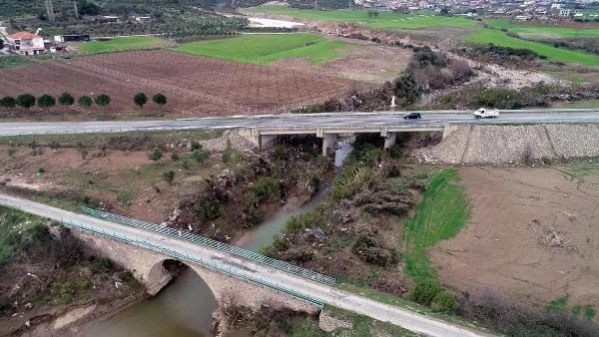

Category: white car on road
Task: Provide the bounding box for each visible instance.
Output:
[473,108,499,119]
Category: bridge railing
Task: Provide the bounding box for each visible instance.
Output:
[81,207,336,286]
[61,218,325,309]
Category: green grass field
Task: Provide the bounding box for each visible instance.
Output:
[402,170,469,281]
[465,29,599,66]
[248,6,476,29]
[79,36,167,55]
[249,7,599,66]
[174,34,353,64]
[487,19,599,38]
[0,55,50,69]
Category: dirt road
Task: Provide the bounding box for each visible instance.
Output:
[0,193,488,337]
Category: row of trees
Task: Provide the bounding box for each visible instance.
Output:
[0,92,167,110]
[133,93,167,109]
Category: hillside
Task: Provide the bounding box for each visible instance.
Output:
[0,0,222,18]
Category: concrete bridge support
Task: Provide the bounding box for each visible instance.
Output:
[237,129,278,150]
[382,132,397,149]
[320,133,337,156]
[71,229,320,314]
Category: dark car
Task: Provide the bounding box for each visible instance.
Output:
[403,112,421,120]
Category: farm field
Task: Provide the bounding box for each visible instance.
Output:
[247,6,476,29]
[174,33,353,65]
[431,167,599,309]
[464,29,599,66]
[248,7,599,66]
[487,19,599,38]
[0,55,44,69]
[78,36,172,55]
[0,50,363,117]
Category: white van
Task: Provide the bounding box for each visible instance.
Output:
[473,108,500,119]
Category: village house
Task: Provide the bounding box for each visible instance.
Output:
[5,32,45,56]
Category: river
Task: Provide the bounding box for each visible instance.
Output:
[83,145,352,337]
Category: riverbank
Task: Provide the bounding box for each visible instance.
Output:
[0,207,144,337]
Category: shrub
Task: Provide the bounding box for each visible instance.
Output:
[50,140,60,150]
[222,150,231,164]
[133,92,148,109]
[90,257,113,273]
[58,92,75,106]
[0,96,16,109]
[332,166,374,199]
[148,148,163,161]
[195,199,224,222]
[163,170,176,185]
[191,142,203,151]
[388,143,402,158]
[37,94,56,109]
[171,152,180,161]
[273,145,289,160]
[94,94,111,108]
[521,145,533,165]
[193,149,210,163]
[152,93,167,108]
[410,280,444,306]
[78,96,93,107]
[352,235,398,267]
[16,93,36,109]
[431,291,456,312]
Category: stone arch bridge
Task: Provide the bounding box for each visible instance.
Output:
[0,193,487,337]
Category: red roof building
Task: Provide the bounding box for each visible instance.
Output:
[6,31,46,56]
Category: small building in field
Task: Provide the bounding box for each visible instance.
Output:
[54,34,92,43]
[5,32,45,56]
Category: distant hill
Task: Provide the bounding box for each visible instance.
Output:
[0,0,224,18]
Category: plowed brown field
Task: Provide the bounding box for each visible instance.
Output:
[431,167,599,308]
[0,50,365,117]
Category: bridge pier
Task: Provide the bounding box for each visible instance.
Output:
[320,133,337,157]
[382,132,397,149]
[260,135,278,150]
[237,129,278,150]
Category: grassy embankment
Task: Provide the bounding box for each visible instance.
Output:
[174,33,353,65]
[402,169,469,281]
[248,6,599,66]
[288,306,424,337]
[78,36,168,55]
[486,19,599,38]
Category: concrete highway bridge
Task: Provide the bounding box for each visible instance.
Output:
[1,109,598,154]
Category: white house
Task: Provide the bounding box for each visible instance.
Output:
[6,32,45,55]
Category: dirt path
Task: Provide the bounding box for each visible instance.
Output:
[0,193,489,337]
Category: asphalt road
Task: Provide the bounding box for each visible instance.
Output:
[0,109,598,136]
[0,193,490,337]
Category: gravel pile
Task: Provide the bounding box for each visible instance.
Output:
[545,125,599,158]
